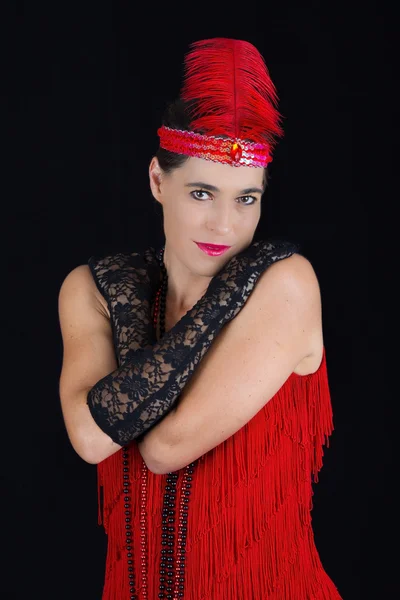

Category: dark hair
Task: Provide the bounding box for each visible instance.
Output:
[155,99,192,172]
[155,98,270,189]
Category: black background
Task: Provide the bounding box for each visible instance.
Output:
[4,2,394,599]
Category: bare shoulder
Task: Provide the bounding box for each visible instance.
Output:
[247,252,324,374]
[261,252,320,294]
[58,264,109,320]
[249,252,321,311]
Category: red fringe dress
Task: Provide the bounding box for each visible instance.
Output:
[96,348,342,599]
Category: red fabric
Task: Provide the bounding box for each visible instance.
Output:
[97,348,342,599]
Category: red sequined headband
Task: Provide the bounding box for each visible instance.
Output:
[157,38,283,169]
[157,126,273,168]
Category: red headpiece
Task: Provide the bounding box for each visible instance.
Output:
[158,38,283,168]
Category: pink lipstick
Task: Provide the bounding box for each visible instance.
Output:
[195,242,231,256]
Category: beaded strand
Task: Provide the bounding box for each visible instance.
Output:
[123,246,196,600]
[155,247,196,600]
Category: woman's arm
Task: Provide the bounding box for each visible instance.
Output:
[85,240,298,451]
[59,240,298,464]
[58,265,123,464]
[137,253,323,474]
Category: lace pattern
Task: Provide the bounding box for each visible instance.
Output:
[87,240,300,445]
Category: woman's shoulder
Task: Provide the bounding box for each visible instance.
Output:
[58,263,111,320]
[255,248,323,371]
[257,249,321,310]
[252,237,316,284]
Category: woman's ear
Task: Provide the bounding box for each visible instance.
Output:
[149,157,164,203]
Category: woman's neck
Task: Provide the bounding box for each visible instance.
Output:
[162,246,211,315]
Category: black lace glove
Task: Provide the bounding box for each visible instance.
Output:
[87,239,299,446]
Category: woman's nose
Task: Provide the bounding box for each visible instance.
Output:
[206,204,233,234]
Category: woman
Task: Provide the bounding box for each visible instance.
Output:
[58,37,342,599]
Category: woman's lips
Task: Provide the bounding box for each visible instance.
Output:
[195,242,231,256]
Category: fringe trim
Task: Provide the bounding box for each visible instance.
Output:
[97,348,340,599]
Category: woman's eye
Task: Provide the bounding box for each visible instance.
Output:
[238,196,257,205]
[190,191,257,205]
[191,190,210,201]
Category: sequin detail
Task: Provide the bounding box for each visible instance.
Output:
[158,126,272,167]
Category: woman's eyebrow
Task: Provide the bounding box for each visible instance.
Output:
[185,182,263,194]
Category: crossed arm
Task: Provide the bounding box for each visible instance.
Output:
[137,253,323,474]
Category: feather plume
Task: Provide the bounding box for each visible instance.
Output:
[180,38,284,146]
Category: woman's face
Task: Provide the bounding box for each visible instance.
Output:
[149,156,265,277]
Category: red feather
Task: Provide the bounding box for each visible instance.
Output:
[180,38,283,146]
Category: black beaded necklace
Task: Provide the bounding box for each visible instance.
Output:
[155,246,168,338]
[150,245,195,599]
